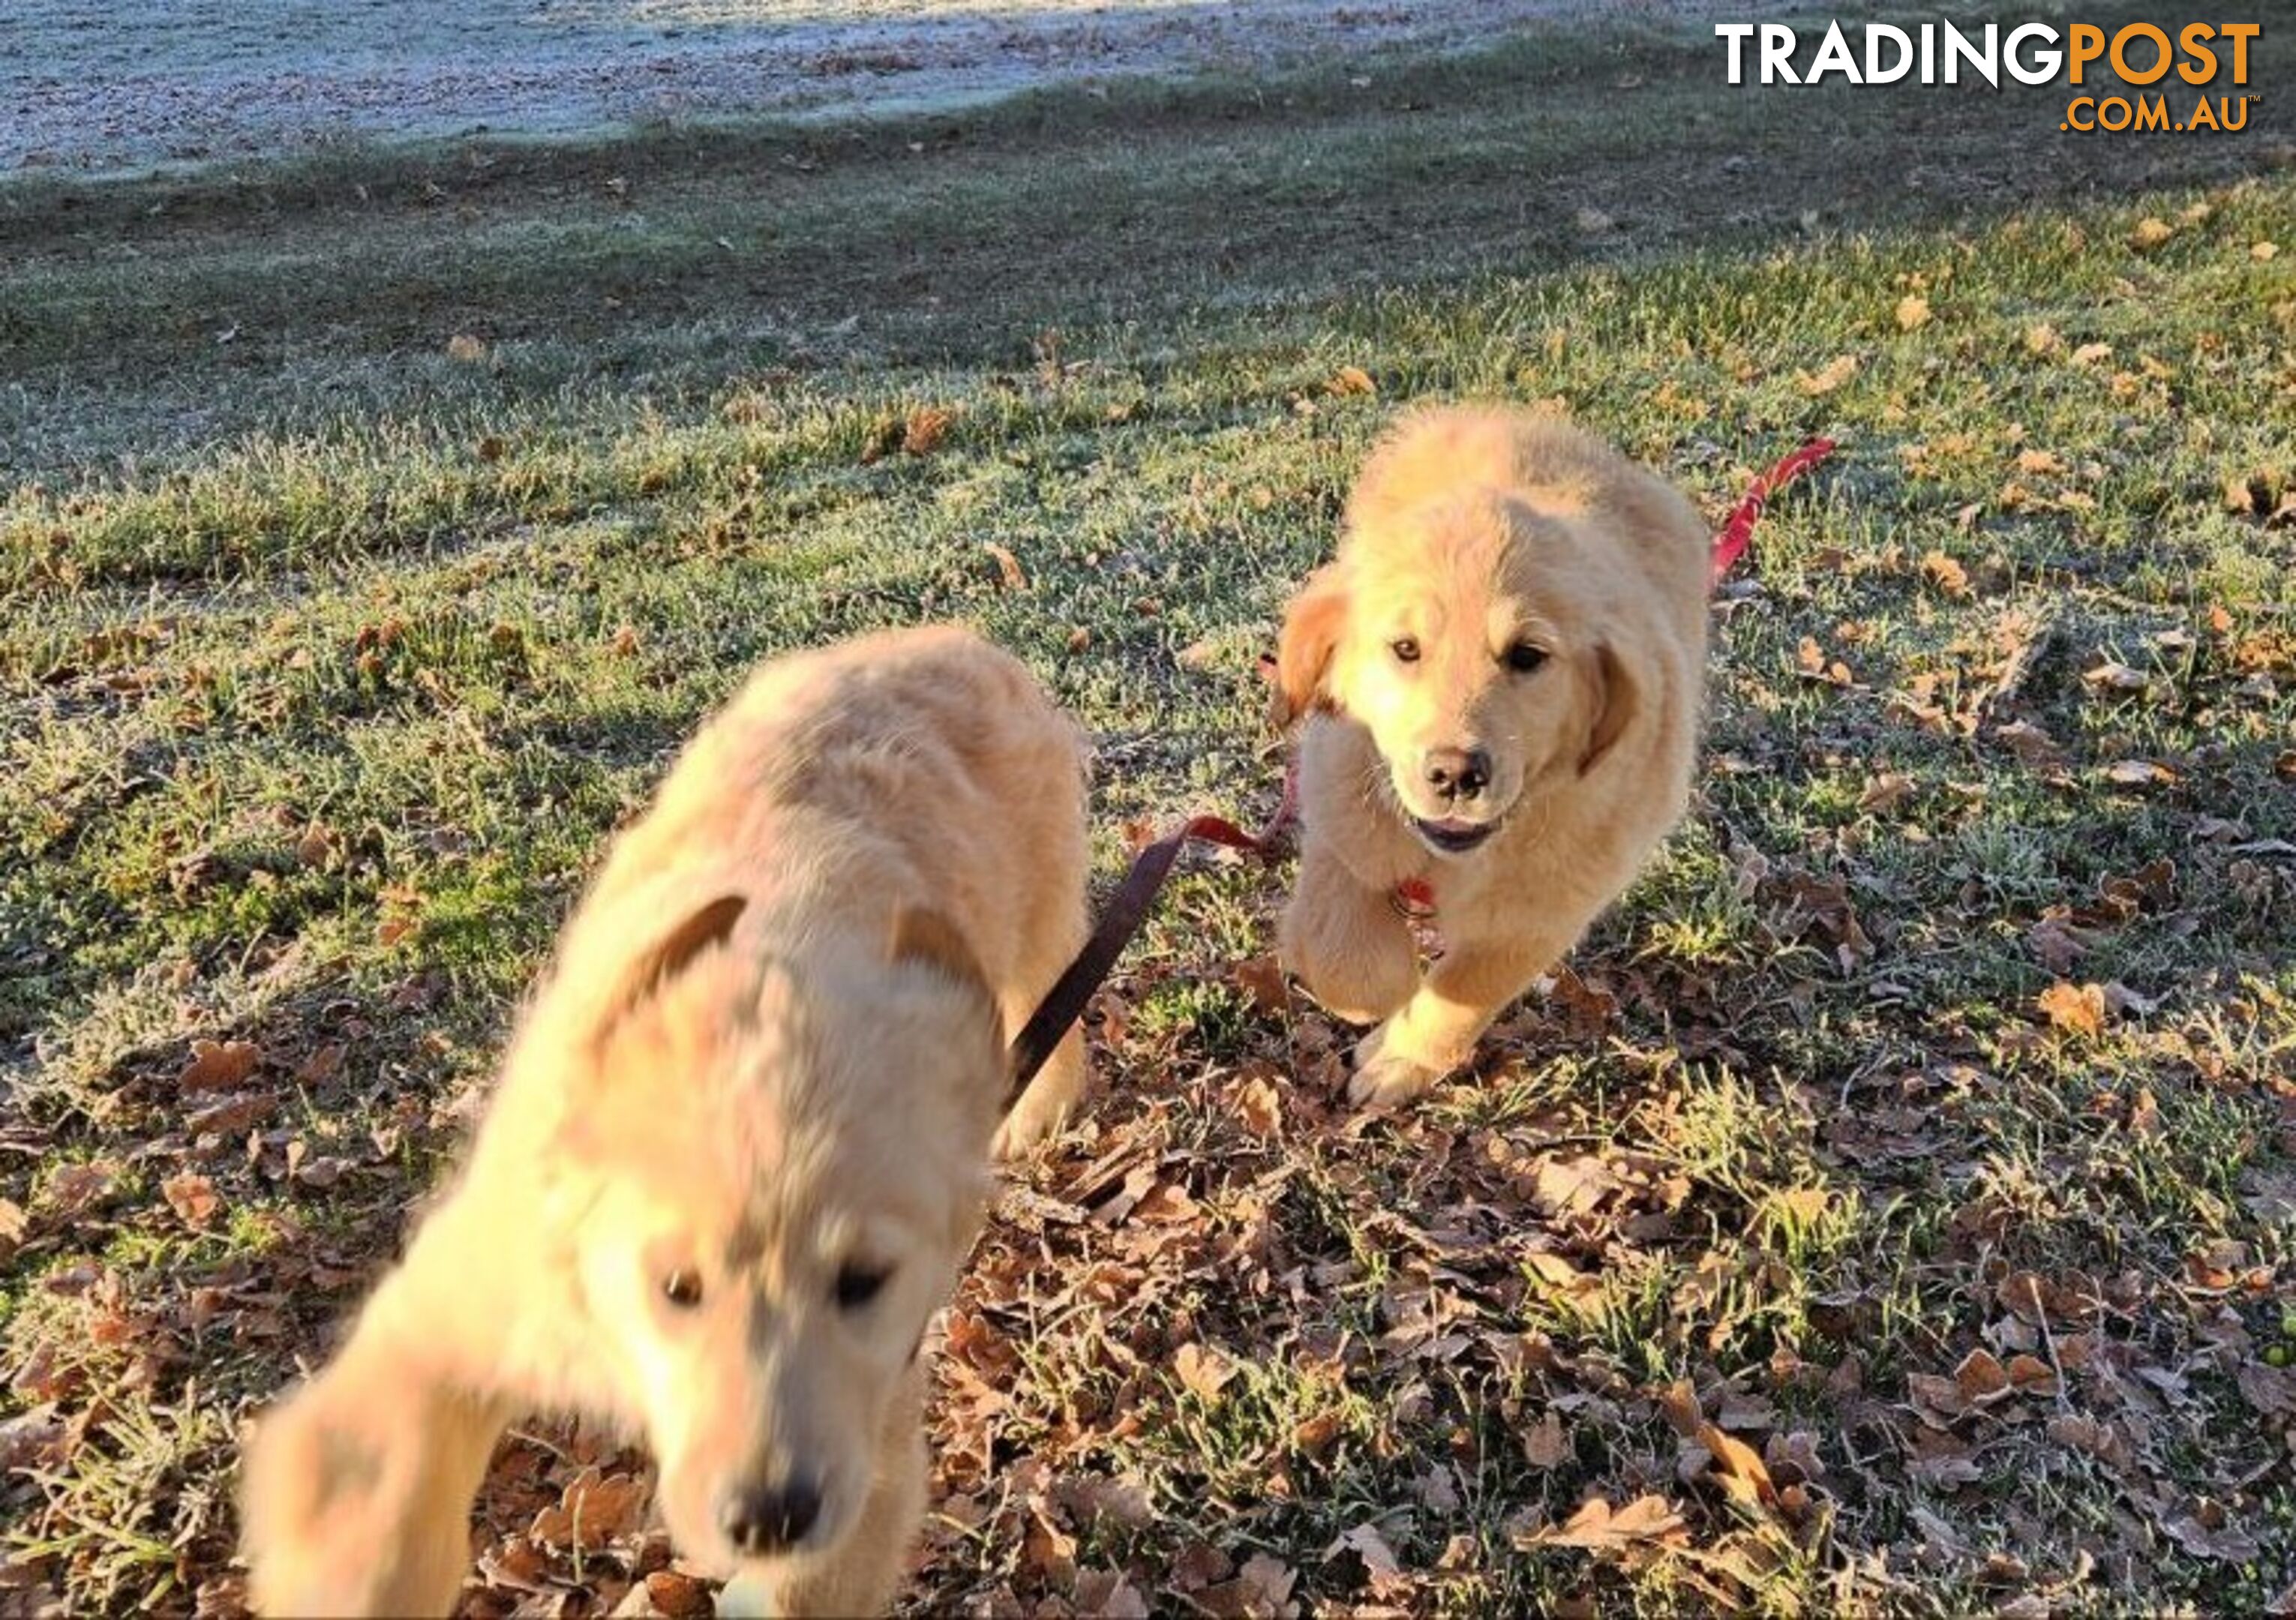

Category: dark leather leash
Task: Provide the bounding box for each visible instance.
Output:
[997,436,1836,1117]
[1002,795,1293,1109]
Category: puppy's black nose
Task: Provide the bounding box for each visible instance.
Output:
[719,1476,821,1556]
[1423,746,1491,802]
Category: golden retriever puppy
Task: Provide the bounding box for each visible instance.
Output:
[1273,406,1709,1108]
[240,625,1089,1617]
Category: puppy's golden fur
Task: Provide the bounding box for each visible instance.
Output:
[240,626,1089,1616]
[1274,406,1709,1107]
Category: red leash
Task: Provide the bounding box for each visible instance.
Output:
[1002,437,1836,1104]
[1709,436,1836,588]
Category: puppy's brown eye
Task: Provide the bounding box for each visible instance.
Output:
[662,1268,704,1310]
[1503,642,1547,674]
[1390,638,1421,664]
[834,1264,890,1311]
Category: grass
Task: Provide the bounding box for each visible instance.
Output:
[4,8,2295,1616]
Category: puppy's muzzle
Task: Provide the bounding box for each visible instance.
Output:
[1407,745,1504,852]
[1421,746,1492,805]
[719,1474,822,1556]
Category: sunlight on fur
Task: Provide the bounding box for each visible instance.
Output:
[1274,405,1712,1108]
[239,626,1091,1616]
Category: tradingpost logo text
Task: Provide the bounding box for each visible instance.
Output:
[1715,21,2261,133]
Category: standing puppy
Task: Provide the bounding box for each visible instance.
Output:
[240,626,1089,1617]
[1274,406,1709,1108]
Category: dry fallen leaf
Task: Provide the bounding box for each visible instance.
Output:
[1231,954,1289,1015]
[2037,980,2106,1039]
[1328,1523,1409,1598]
[294,1044,346,1087]
[2027,914,2090,975]
[2129,217,2174,250]
[1895,295,1931,332]
[179,1039,260,1094]
[1521,1411,1572,1468]
[1954,1348,2012,1404]
[2103,758,2177,788]
[43,1162,119,1218]
[2007,1354,2059,1396]
[1520,1494,1688,1556]
[1796,636,1853,686]
[1327,364,1376,397]
[1289,1410,1343,1463]
[188,1091,278,1136]
[1694,1422,1778,1511]
[2083,660,2150,693]
[1994,719,2064,766]
[1906,1439,1982,1488]
[1236,1073,1283,1139]
[1241,1552,1300,1613]
[1857,772,1916,814]
[162,1172,221,1230]
[1529,1155,1616,1220]
[1061,1473,1157,1534]
[1921,550,1970,598]
[982,543,1027,591]
[1190,1551,1298,1619]
[644,1570,713,1619]
[294,1155,353,1190]
[1796,354,1859,396]
[528,1467,647,1550]
[293,824,336,868]
[1075,1570,1153,1620]
[1174,1341,1238,1402]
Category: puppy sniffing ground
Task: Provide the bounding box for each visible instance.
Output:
[1274,405,1711,1107]
[239,626,1090,1616]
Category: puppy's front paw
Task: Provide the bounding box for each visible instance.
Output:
[716,1571,783,1618]
[990,1102,1054,1162]
[1345,1024,1443,1109]
[991,1057,1085,1161]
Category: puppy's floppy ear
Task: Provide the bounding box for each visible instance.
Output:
[596,890,746,1040]
[1577,640,1639,776]
[887,905,994,1006]
[1272,564,1349,728]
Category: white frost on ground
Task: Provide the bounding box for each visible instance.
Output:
[2,0,1743,176]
